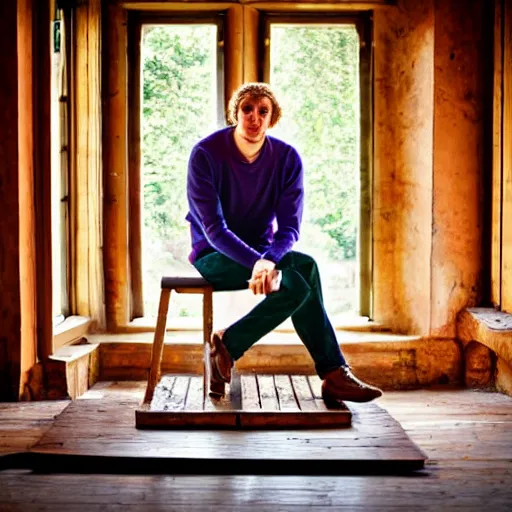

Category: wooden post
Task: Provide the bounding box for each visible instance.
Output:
[491,0,504,308]
[128,18,144,320]
[243,5,259,82]
[103,2,129,330]
[225,5,244,111]
[502,0,512,312]
[33,0,53,361]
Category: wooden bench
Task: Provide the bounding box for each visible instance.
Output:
[457,307,512,395]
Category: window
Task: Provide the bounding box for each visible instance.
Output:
[129,15,225,326]
[120,7,372,332]
[265,18,364,324]
[50,7,70,326]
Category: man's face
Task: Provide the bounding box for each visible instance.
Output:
[235,96,273,144]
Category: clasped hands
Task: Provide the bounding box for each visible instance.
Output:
[248,258,282,295]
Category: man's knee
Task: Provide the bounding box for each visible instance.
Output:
[278,251,318,271]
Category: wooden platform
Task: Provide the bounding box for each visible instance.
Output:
[23,381,426,474]
[136,374,352,429]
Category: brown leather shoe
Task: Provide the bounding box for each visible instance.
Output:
[322,366,383,404]
[208,330,234,397]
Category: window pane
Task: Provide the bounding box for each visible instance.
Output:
[51,14,69,325]
[269,24,361,323]
[141,24,220,321]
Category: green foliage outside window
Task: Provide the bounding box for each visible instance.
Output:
[141,24,360,321]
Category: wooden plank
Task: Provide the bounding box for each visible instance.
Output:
[492,0,504,307]
[257,375,279,410]
[291,375,317,411]
[103,1,129,330]
[241,374,260,410]
[185,376,204,410]
[0,401,70,455]
[239,410,351,428]
[166,375,190,411]
[149,375,176,411]
[274,375,299,410]
[503,0,512,312]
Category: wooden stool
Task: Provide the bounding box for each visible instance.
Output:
[143,275,214,405]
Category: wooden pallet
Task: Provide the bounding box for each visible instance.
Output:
[135,374,352,429]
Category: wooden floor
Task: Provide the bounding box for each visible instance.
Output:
[1,384,512,510]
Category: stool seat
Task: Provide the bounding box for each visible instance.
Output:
[161,275,211,289]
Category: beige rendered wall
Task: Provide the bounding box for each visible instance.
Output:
[373,0,435,335]
[373,0,487,336]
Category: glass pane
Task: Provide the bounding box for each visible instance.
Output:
[141,24,220,322]
[51,15,68,325]
[269,24,361,324]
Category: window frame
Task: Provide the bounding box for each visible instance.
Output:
[261,12,373,318]
[127,11,226,321]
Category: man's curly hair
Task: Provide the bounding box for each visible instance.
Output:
[227,83,282,128]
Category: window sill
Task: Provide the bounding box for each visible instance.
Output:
[53,315,91,352]
[125,315,388,334]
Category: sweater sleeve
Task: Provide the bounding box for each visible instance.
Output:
[187,147,262,269]
[263,148,304,264]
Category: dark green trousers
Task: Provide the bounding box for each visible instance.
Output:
[193,250,345,379]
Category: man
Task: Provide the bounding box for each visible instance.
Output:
[186,82,382,404]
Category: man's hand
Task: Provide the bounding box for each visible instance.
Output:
[249,259,281,295]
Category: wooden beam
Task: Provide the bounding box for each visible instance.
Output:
[119,1,394,11]
[503,0,512,312]
[18,0,38,399]
[0,1,22,400]
[103,3,129,330]
[33,0,53,361]
[243,5,259,82]
[128,17,144,320]
[358,16,372,318]
[74,2,90,317]
[491,0,504,307]
[225,5,244,109]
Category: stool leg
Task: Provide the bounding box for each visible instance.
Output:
[143,288,171,404]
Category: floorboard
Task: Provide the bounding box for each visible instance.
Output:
[1,386,512,510]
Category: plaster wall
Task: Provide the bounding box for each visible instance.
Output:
[373,0,487,336]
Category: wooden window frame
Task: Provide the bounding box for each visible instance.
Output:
[491,0,512,313]
[261,12,373,317]
[104,1,384,333]
[127,12,226,321]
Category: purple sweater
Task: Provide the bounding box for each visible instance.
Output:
[186,127,304,269]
